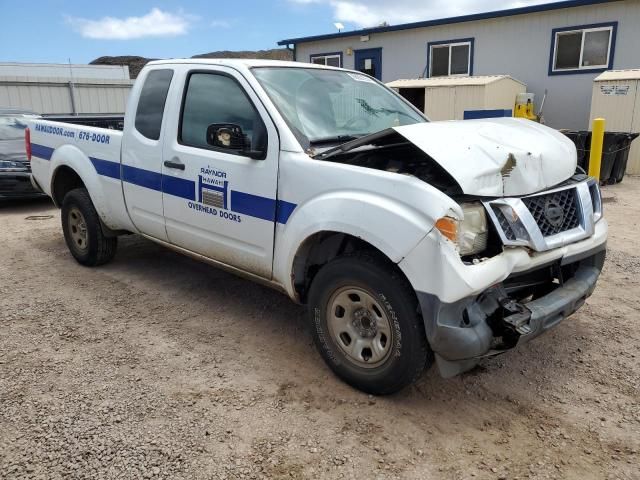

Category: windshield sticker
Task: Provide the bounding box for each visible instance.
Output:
[347,73,376,84]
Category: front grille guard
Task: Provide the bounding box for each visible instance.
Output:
[483,180,600,252]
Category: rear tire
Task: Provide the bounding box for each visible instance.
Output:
[307,253,432,395]
[61,188,117,266]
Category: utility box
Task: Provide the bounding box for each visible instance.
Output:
[386,75,526,121]
[589,70,640,175]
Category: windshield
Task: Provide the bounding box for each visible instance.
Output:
[252,67,425,147]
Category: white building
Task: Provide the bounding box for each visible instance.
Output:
[279,0,640,131]
[0,63,134,115]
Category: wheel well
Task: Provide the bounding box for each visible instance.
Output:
[51,166,85,207]
[292,231,405,303]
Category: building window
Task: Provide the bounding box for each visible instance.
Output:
[550,22,617,75]
[310,52,342,67]
[427,39,474,77]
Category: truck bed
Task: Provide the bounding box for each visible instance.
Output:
[27,118,130,231]
[44,115,124,131]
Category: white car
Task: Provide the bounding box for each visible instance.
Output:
[26,60,607,394]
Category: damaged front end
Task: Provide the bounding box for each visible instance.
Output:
[418,248,606,378]
[314,118,578,198]
[410,175,607,378]
[315,118,606,378]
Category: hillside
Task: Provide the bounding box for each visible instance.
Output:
[91,49,293,78]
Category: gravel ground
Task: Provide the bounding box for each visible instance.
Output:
[1,179,639,480]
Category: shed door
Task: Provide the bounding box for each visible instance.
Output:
[425,87,455,121]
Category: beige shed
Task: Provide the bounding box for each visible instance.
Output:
[386,75,526,121]
[589,70,640,175]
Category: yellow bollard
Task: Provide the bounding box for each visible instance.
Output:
[589,118,606,180]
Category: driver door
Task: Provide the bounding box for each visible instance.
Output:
[161,66,280,279]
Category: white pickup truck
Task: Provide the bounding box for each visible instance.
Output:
[27,59,607,394]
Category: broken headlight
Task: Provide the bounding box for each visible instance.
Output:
[458,203,489,256]
[434,203,489,256]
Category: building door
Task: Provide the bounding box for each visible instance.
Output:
[354,48,382,81]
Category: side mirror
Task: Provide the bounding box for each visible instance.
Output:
[206,123,265,160]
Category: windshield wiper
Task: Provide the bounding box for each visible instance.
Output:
[308,134,363,146]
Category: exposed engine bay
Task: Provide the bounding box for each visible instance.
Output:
[315,118,578,198]
[314,129,463,197]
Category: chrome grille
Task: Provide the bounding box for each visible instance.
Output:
[483,180,598,253]
[492,207,516,240]
[522,188,580,237]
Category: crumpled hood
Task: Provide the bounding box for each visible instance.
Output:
[393,118,577,197]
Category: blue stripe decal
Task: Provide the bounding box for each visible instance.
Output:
[28,144,297,224]
[276,200,297,225]
[163,174,196,201]
[122,164,162,191]
[90,157,121,180]
[230,190,277,222]
[31,143,54,160]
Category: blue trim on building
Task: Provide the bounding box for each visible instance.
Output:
[426,38,475,77]
[548,21,618,76]
[463,109,513,120]
[278,0,618,45]
[29,143,296,224]
[309,51,344,67]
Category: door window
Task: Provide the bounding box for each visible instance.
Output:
[179,73,267,154]
[134,69,174,140]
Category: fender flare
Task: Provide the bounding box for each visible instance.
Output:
[273,189,460,298]
[49,144,117,227]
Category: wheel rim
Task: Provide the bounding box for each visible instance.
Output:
[68,207,88,252]
[327,286,393,369]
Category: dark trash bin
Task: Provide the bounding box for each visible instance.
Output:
[562,130,639,183]
[610,132,639,183]
[562,130,590,170]
[598,133,621,183]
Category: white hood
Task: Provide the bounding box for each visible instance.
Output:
[393,118,577,197]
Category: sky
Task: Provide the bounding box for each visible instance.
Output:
[0,0,559,64]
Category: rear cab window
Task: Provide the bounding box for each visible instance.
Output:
[134,69,174,140]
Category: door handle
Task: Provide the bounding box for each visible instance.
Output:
[164,159,185,170]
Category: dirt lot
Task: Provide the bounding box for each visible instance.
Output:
[1,179,639,480]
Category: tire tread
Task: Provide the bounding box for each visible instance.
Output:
[308,251,433,395]
[62,188,117,266]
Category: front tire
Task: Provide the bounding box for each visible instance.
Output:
[307,253,432,395]
[61,188,117,266]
